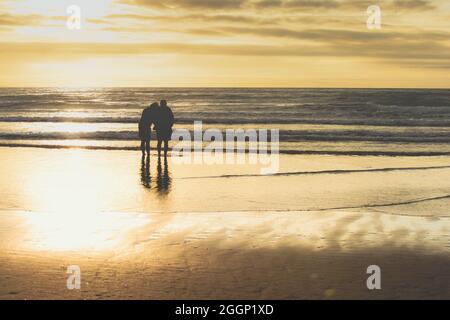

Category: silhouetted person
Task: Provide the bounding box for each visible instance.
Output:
[138,102,158,154]
[154,100,174,158]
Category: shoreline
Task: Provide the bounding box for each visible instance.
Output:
[2,143,450,157]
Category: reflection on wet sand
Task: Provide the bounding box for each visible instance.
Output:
[140,154,151,188]
[1,148,450,298]
[157,157,171,194]
[2,210,449,299]
[140,154,171,195]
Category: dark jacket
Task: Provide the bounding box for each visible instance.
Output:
[154,106,174,141]
[138,105,158,140]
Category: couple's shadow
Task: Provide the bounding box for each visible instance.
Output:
[140,154,171,194]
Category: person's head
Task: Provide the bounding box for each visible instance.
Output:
[150,102,158,108]
[160,100,167,108]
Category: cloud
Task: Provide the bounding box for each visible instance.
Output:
[215,26,450,43]
[252,0,343,11]
[254,0,282,8]
[0,13,67,30]
[278,0,340,9]
[391,0,435,11]
[119,0,438,12]
[100,25,229,36]
[253,0,438,11]
[0,0,448,78]
[122,0,343,10]
[122,0,247,9]
[1,40,448,63]
[339,0,436,11]
[101,13,271,25]
[0,13,42,26]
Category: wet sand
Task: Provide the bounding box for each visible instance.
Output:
[0,147,449,299]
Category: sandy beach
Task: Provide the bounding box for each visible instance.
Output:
[0,147,449,299]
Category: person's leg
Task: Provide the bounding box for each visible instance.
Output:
[145,139,150,154]
[157,139,162,157]
[163,139,168,158]
[140,140,145,154]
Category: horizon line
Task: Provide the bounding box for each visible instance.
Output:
[0,86,449,90]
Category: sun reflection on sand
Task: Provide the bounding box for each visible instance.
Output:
[22,211,149,251]
[17,149,151,251]
[25,149,106,213]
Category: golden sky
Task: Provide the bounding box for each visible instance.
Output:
[0,0,449,87]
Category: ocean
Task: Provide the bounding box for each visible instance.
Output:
[0,87,449,155]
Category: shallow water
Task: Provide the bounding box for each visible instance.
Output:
[0,88,449,155]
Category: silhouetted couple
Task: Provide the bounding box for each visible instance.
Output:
[139,100,174,158]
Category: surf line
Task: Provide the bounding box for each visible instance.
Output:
[179,165,450,180]
[311,194,450,212]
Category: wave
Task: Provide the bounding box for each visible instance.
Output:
[308,194,450,212]
[180,165,450,179]
[1,88,449,157]
[1,116,450,127]
[1,142,450,156]
[0,129,449,143]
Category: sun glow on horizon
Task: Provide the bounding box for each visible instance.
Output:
[0,0,449,87]
[8,0,114,19]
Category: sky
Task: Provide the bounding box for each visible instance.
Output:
[0,0,449,87]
